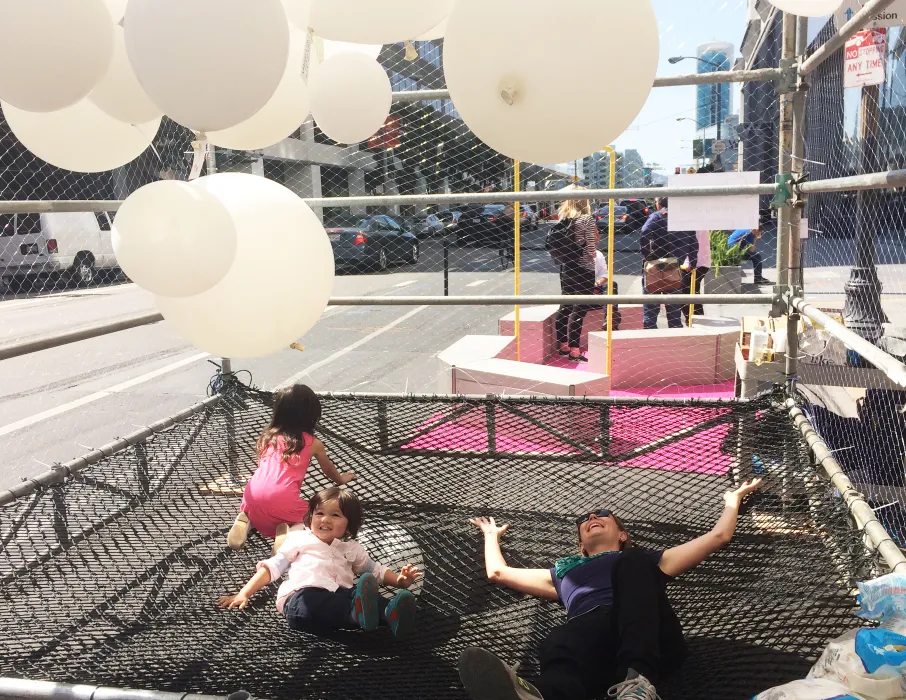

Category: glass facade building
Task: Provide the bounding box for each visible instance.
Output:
[696,42,734,134]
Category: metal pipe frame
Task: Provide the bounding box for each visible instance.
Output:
[788,400,906,573]
[800,0,899,76]
[798,168,906,194]
[789,295,906,387]
[328,294,774,306]
[0,394,222,507]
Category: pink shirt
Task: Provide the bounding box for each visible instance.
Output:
[257,527,388,613]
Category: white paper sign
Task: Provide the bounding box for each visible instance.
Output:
[844,29,887,89]
[667,172,761,231]
[836,0,906,30]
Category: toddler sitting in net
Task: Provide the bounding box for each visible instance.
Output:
[219,487,421,638]
[227,384,356,555]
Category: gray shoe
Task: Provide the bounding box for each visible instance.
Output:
[607,670,660,700]
[458,647,544,700]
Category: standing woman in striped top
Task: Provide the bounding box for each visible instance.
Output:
[555,187,599,362]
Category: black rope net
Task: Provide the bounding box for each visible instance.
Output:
[0,389,880,700]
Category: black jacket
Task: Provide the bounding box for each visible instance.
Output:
[640,210,697,267]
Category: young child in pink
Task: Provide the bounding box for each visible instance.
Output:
[227,384,355,554]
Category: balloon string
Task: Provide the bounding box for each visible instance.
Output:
[302,28,315,85]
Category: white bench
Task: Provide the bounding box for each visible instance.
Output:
[587,317,740,389]
[499,304,644,361]
[451,358,610,397]
[435,335,516,394]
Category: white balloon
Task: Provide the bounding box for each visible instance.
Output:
[105,0,128,22]
[125,0,290,132]
[208,30,311,150]
[310,0,453,44]
[113,181,238,298]
[89,25,163,125]
[155,174,335,359]
[0,0,114,113]
[283,0,312,30]
[322,40,382,62]
[767,0,844,17]
[1,99,159,173]
[309,52,391,145]
[415,18,448,41]
[443,0,659,165]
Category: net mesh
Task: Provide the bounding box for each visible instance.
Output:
[0,387,881,700]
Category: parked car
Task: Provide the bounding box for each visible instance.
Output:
[519,205,539,230]
[437,211,461,234]
[456,204,513,246]
[326,215,419,272]
[414,213,445,239]
[617,198,652,230]
[593,205,630,235]
[0,212,118,290]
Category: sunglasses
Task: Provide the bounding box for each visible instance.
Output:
[575,509,613,527]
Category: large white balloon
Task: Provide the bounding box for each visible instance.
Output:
[105,0,128,22]
[89,25,163,125]
[208,30,311,150]
[767,0,844,17]
[0,0,114,113]
[310,0,453,44]
[1,99,160,173]
[125,0,290,132]
[416,19,449,41]
[155,174,335,359]
[322,40,383,62]
[310,52,391,145]
[283,0,312,30]
[112,181,238,298]
[444,0,659,165]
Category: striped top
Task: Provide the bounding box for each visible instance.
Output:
[570,214,599,271]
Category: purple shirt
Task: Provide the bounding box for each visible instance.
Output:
[549,549,664,619]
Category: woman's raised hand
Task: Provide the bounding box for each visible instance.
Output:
[470,516,510,538]
[723,478,763,510]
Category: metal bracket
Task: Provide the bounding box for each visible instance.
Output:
[770,288,789,319]
[777,57,799,95]
[772,173,794,209]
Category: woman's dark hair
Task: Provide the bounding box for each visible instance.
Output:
[257,384,322,460]
[655,196,668,210]
[303,487,363,540]
[577,512,633,554]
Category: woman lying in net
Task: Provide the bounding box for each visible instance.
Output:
[458,478,762,700]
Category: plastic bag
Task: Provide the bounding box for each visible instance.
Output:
[856,574,906,623]
[750,678,862,700]
[807,626,906,700]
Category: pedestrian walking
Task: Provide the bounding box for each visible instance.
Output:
[640,198,698,329]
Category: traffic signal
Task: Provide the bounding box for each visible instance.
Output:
[675,167,681,175]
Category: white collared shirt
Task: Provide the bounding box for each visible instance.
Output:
[257,528,388,613]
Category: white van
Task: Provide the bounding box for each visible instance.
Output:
[0,212,118,289]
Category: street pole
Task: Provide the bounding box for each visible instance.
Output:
[776,12,796,293]
[843,82,887,346]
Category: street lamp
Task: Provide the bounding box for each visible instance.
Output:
[669,55,726,141]
[677,117,709,168]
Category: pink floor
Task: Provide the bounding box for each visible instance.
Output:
[401,404,738,476]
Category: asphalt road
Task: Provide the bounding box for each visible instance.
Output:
[4,221,906,491]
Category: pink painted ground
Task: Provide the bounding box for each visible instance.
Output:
[401,403,738,476]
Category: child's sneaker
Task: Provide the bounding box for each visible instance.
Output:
[353,573,379,631]
[384,590,416,639]
[458,647,544,700]
[227,512,249,550]
[272,523,289,555]
[607,670,660,700]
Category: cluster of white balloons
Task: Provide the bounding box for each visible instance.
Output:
[114,174,335,359]
[767,0,844,17]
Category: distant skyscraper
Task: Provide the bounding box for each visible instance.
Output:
[696,42,734,137]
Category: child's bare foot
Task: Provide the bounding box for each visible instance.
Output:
[227,512,250,550]
[273,523,290,555]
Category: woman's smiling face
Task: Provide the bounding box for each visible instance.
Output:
[577,511,625,555]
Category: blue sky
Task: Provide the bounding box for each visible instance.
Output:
[613,0,750,173]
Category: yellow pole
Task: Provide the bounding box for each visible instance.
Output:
[688,269,697,328]
[602,146,616,377]
[514,160,521,362]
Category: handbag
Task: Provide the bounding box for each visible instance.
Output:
[644,257,683,294]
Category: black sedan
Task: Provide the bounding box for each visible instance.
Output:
[594,204,630,235]
[326,215,420,272]
[456,204,512,246]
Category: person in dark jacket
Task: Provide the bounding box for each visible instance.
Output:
[639,198,697,330]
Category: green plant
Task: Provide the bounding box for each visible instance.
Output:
[710,230,746,276]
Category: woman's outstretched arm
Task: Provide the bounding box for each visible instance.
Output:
[658,478,762,578]
[471,517,560,601]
